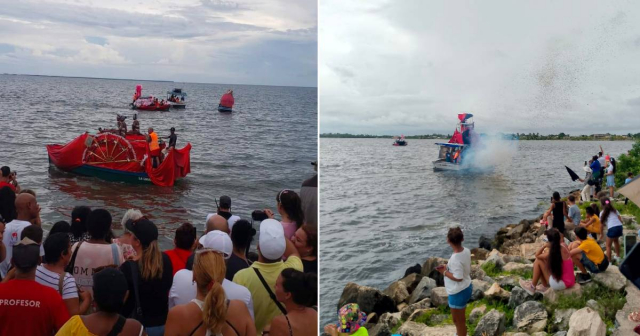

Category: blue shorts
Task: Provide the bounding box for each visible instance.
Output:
[607,175,615,187]
[448,283,472,309]
[607,225,623,238]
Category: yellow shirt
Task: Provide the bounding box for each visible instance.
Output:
[233,256,303,335]
[586,215,601,234]
[579,237,605,265]
[56,315,98,336]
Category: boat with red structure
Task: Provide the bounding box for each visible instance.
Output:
[393,135,407,146]
[47,132,191,186]
[433,113,477,171]
[218,90,234,113]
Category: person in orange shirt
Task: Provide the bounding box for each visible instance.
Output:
[147,128,161,168]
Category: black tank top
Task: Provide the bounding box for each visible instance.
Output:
[552,201,565,232]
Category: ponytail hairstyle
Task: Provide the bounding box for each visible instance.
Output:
[139,240,163,281]
[610,158,617,174]
[545,228,563,282]
[276,189,305,229]
[194,250,227,335]
[281,268,318,307]
[599,197,616,225]
[71,206,91,239]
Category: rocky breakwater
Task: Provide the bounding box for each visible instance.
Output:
[330,213,639,336]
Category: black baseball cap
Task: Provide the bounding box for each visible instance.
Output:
[12,238,40,270]
[220,196,231,209]
[0,166,10,177]
[125,218,158,248]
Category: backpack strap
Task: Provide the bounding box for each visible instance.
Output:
[106,315,127,336]
[253,268,287,315]
[65,241,83,274]
[128,261,143,320]
[111,243,119,265]
[57,272,65,296]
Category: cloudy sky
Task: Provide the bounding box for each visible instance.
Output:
[0,0,316,87]
[320,1,640,135]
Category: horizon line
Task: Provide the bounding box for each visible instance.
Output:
[0,73,318,89]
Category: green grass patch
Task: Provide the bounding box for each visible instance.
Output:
[413,305,453,326]
[390,319,404,334]
[543,282,626,335]
[481,261,533,280]
[465,299,516,335]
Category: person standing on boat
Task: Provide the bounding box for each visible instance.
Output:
[131,114,140,135]
[147,127,161,168]
[118,116,128,137]
[165,127,177,149]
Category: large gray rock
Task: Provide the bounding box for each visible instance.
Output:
[503,262,534,273]
[586,299,602,312]
[567,307,606,336]
[474,309,506,336]
[407,308,433,322]
[543,283,582,304]
[509,286,534,309]
[531,333,548,336]
[421,257,447,286]
[506,223,527,239]
[397,323,456,336]
[471,247,490,261]
[592,265,627,292]
[555,332,568,336]
[382,280,410,305]
[469,305,487,324]
[398,273,424,294]
[513,301,548,333]
[470,265,487,280]
[367,322,392,336]
[485,253,505,269]
[408,276,437,304]
[430,287,449,307]
[377,312,401,330]
[551,309,577,332]
[400,298,432,320]
[496,275,520,288]
[503,255,530,264]
[483,276,496,284]
[471,279,490,301]
[484,283,511,302]
[337,283,397,317]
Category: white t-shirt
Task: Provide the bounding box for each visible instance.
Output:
[607,165,614,175]
[600,210,623,229]
[169,269,254,321]
[444,247,472,295]
[598,157,606,167]
[70,242,124,296]
[35,265,78,300]
[0,220,45,278]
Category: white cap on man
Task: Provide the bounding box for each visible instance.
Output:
[258,219,286,260]
[198,230,232,259]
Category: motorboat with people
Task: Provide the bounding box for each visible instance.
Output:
[393,136,408,146]
[167,88,187,109]
[433,113,478,171]
[130,85,171,111]
[218,90,234,112]
[46,131,191,186]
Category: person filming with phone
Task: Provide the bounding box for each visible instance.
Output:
[0,166,20,193]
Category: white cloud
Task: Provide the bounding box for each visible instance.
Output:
[0,0,316,86]
[320,0,640,134]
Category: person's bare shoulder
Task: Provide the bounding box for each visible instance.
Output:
[122,318,145,336]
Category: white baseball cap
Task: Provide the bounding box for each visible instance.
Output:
[259,219,286,260]
[198,230,232,259]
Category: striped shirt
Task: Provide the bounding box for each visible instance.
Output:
[35,265,78,300]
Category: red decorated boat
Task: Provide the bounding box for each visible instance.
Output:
[132,96,171,111]
[218,90,234,112]
[47,132,191,187]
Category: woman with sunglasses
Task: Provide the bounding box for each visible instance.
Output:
[165,249,255,336]
[265,190,305,240]
[120,218,173,336]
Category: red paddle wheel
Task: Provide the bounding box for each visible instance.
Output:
[82,133,138,165]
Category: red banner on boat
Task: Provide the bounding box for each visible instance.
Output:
[144,143,191,187]
[449,129,463,144]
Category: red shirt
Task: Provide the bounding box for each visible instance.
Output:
[0,182,15,192]
[165,248,192,276]
[0,279,70,335]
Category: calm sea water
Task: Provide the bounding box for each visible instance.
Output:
[0,75,317,247]
[319,138,632,327]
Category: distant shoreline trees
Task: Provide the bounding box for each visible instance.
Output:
[320,132,640,141]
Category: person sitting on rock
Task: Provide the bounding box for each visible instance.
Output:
[323,303,368,336]
[578,206,601,241]
[568,227,609,285]
[519,228,575,295]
